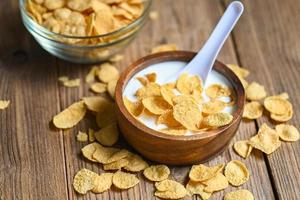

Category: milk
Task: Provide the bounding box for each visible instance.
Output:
[123,61,236,133]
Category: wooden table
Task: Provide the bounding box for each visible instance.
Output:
[1,0,299,199]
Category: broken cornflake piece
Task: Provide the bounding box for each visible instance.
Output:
[112,171,140,189]
[224,160,249,186]
[242,101,264,119]
[233,140,252,158]
[189,164,224,182]
[157,110,182,128]
[73,168,98,194]
[224,189,254,200]
[245,82,267,101]
[143,165,170,182]
[77,131,88,142]
[92,173,114,193]
[0,100,10,110]
[53,101,86,129]
[94,123,119,146]
[90,82,107,93]
[275,124,299,142]
[151,44,178,54]
[186,180,212,200]
[249,123,281,154]
[59,76,81,88]
[145,72,157,82]
[136,76,148,86]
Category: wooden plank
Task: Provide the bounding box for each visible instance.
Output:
[57,0,274,199]
[0,1,68,200]
[225,0,300,199]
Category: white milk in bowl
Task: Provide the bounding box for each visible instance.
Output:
[123,61,236,135]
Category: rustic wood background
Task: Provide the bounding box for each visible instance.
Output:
[1,0,299,199]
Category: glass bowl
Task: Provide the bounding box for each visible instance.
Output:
[19,0,152,63]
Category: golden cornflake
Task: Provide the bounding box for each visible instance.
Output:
[107,79,118,99]
[157,110,182,127]
[73,168,98,194]
[92,173,114,193]
[88,128,95,142]
[0,100,10,110]
[270,109,293,122]
[155,179,187,199]
[245,82,267,101]
[224,160,249,186]
[186,180,212,200]
[94,123,119,146]
[151,44,178,54]
[264,96,293,115]
[233,140,252,158]
[145,72,157,82]
[96,103,117,127]
[202,173,228,193]
[82,142,103,162]
[143,165,170,182]
[85,66,98,83]
[242,101,264,119]
[92,146,120,164]
[160,86,176,105]
[249,123,281,154]
[107,149,130,163]
[203,112,233,127]
[203,100,227,114]
[77,131,88,142]
[123,97,144,117]
[112,171,140,189]
[53,101,86,129]
[142,96,171,115]
[103,158,129,170]
[226,64,249,78]
[189,164,224,182]
[176,73,203,95]
[275,124,299,142]
[224,189,254,200]
[136,76,148,86]
[205,84,231,99]
[173,98,202,131]
[135,82,161,100]
[97,63,119,83]
[123,153,148,172]
[90,82,107,94]
[83,96,112,113]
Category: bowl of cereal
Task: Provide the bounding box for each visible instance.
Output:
[115,51,245,165]
[19,0,152,63]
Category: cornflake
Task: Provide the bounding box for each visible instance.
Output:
[123,97,144,117]
[145,72,157,82]
[109,54,124,63]
[81,142,103,162]
[203,100,227,114]
[242,101,264,119]
[189,164,224,182]
[94,123,119,146]
[176,73,202,95]
[203,112,233,127]
[160,86,176,106]
[205,84,231,99]
[224,160,249,186]
[143,165,170,182]
[123,153,149,172]
[107,79,118,99]
[73,168,98,194]
[142,96,171,115]
[92,146,120,164]
[155,179,187,199]
[107,149,130,163]
[233,140,252,158]
[151,44,178,54]
[202,173,228,193]
[92,173,114,193]
[157,110,182,127]
[83,96,112,113]
[90,82,107,93]
[0,100,10,110]
[97,63,119,83]
[224,189,254,200]
[264,96,293,115]
[85,66,98,83]
[246,82,267,101]
[112,171,140,189]
[53,101,86,129]
[103,158,129,170]
[135,82,161,100]
[88,128,95,142]
[275,124,299,142]
[186,180,212,200]
[77,131,88,142]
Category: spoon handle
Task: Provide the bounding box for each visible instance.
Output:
[184,1,244,82]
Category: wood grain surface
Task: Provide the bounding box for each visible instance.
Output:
[0,0,299,200]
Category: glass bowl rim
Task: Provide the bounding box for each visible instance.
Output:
[19,0,153,40]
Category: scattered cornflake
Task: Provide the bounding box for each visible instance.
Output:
[202,173,228,193]
[94,123,119,146]
[155,179,187,199]
[90,82,107,93]
[73,168,98,194]
[186,180,212,200]
[109,54,124,63]
[245,82,267,101]
[249,123,281,154]
[103,158,129,170]
[123,153,149,172]
[224,160,249,186]
[97,63,120,83]
[77,131,88,142]
[242,101,264,119]
[189,164,224,182]
[205,84,231,99]
[83,96,112,113]
[151,44,178,54]
[107,79,118,99]
[92,173,114,193]
[143,165,170,182]
[270,109,293,122]
[82,142,103,162]
[275,124,299,142]
[233,140,252,158]
[226,64,250,78]
[203,112,233,127]
[123,97,144,117]
[107,149,130,163]
[149,10,159,20]
[85,66,98,83]
[0,100,10,110]
[53,101,86,129]
[264,96,293,115]
[112,171,140,189]
[92,146,120,164]
[224,189,254,200]
[59,76,81,88]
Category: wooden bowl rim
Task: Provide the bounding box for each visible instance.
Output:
[115,51,245,141]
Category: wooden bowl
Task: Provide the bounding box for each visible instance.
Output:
[115,51,245,165]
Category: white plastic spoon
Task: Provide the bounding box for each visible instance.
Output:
[169,1,244,83]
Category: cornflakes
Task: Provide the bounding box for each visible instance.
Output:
[73,168,98,194]
[145,72,157,82]
[109,54,124,63]
[224,160,249,186]
[246,82,267,101]
[275,124,299,142]
[203,112,233,127]
[83,96,112,113]
[155,179,187,199]
[107,149,130,163]
[123,97,144,117]
[107,79,118,99]
[92,173,114,193]
[123,153,149,172]
[143,165,170,182]
[203,100,227,114]
[142,96,171,115]
[82,142,103,162]
[97,63,119,83]
[224,189,254,200]
[157,110,181,127]
[186,180,212,200]
[202,173,228,193]
[135,82,161,100]
[88,128,95,142]
[159,128,187,135]
[112,171,140,189]
[189,164,224,182]
[103,158,129,170]
[94,123,119,146]
[176,73,202,95]
[205,84,231,99]
[85,66,98,83]
[264,96,293,115]
[92,146,120,164]
[270,109,293,122]
[242,101,264,119]
[233,140,252,158]
[160,86,176,105]
[53,101,86,129]
[90,82,107,93]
